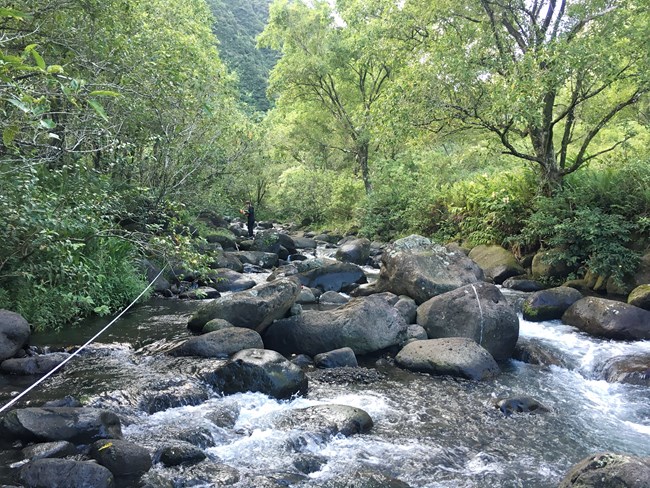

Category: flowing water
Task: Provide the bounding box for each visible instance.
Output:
[1,275,649,486]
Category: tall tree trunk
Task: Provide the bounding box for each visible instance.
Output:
[357,141,372,194]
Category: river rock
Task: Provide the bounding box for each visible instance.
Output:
[0,407,122,443]
[202,318,234,333]
[319,291,348,304]
[395,296,417,324]
[595,354,650,386]
[264,295,408,356]
[179,286,220,300]
[294,260,366,292]
[20,459,115,488]
[628,284,650,310]
[314,347,358,368]
[395,338,500,381]
[22,441,77,460]
[204,268,256,292]
[155,442,207,467]
[0,309,30,361]
[512,338,567,367]
[562,297,650,340]
[208,252,244,272]
[374,235,484,304]
[558,452,650,488]
[493,396,550,416]
[90,439,152,478]
[335,238,371,265]
[320,470,412,488]
[468,245,525,284]
[228,251,278,269]
[1,352,69,375]
[138,378,211,414]
[532,250,573,280]
[170,328,263,358]
[296,287,317,304]
[405,324,428,343]
[205,349,308,400]
[187,278,300,334]
[172,460,240,487]
[274,404,373,438]
[416,282,519,361]
[502,277,545,292]
[291,236,318,249]
[522,286,583,322]
[205,232,237,250]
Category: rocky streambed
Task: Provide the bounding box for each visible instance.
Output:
[0,229,649,487]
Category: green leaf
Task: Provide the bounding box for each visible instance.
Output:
[39,118,56,129]
[0,7,29,19]
[31,50,45,70]
[2,125,19,146]
[89,90,120,97]
[88,99,108,121]
[8,98,30,113]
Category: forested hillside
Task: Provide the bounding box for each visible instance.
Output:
[209,0,277,112]
[1,0,649,329]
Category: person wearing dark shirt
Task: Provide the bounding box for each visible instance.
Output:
[242,200,255,237]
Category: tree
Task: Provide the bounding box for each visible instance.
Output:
[398,0,650,193]
[259,0,401,193]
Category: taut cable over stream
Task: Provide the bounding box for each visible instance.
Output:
[0,266,168,414]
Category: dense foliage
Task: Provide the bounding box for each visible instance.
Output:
[1,0,649,329]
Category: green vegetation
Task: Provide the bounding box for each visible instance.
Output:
[1,0,649,329]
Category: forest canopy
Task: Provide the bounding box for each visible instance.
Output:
[1,0,648,329]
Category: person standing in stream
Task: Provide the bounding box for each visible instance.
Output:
[241,200,255,238]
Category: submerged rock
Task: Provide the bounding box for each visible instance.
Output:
[395,338,500,381]
[595,354,650,386]
[559,452,650,488]
[1,352,70,375]
[274,404,373,438]
[155,442,207,467]
[493,396,550,416]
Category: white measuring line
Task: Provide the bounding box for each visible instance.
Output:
[0,265,167,414]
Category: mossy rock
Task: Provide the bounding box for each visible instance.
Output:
[628,284,650,310]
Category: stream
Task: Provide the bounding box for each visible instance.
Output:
[1,271,649,486]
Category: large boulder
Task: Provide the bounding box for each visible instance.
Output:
[1,407,122,444]
[522,286,583,322]
[20,459,115,488]
[395,338,500,381]
[335,238,371,266]
[170,328,264,358]
[187,278,300,334]
[263,295,408,356]
[294,260,366,292]
[0,309,30,361]
[203,268,256,292]
[1,352,70,375]
[204,348,308,400]
[416,282,519,361]
[374,235,484,304]
[628,284,650,310]
[22,441,78,460]
[558,452,650,488]
[90,439,152,478]
[228,251,278,269]
[531,250,573,280]
[208,252,244,273]
[467,245,525,284]
[562,297,650,340]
